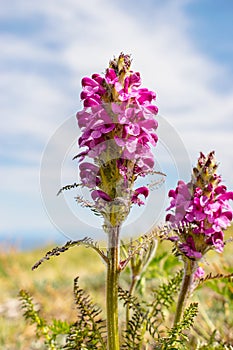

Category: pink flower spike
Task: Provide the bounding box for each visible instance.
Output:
[76,53,159,224]
[166,151,233,257]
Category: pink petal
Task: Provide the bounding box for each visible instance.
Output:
[129,72,141,87]
[218,192,233,201]
[134,186,149,197]
[82,77,99,88]
[79,162,99,172]
[105,68,118,84]
[194,266,205,279]
[92,73,105,85]
[84,97,100,107]
[91,190,112,201]
[145,104,159,114]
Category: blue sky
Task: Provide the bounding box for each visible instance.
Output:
[1,0,233,249]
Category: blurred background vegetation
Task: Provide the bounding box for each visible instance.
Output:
[0,226,233,349]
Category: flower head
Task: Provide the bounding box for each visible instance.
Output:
[166,152,233,270]
[76,53,159,226]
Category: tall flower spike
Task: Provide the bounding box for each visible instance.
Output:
[168,152,233,326]
[76,53,159,227]
[75,53,160,350]
[166,151,233,269]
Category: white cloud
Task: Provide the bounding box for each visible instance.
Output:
[0,70,76,138]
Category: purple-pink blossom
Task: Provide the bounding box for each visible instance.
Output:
[75,53,159,219]
[194,266,205,279]
[166,152,233,263]
[91,190,112,202]
[179,236,202,259]
[131,186,149,206]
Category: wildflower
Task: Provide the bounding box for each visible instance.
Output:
[166,151,233,273]
[75,53,159,226]
[194,266,204,279]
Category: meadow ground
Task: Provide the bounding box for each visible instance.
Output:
[0,227,233,349]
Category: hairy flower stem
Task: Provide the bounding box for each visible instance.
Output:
[173,259,196,326]
[106,225,120,350]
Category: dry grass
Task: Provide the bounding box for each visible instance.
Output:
[0,243,105,349]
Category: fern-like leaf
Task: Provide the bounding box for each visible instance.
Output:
[119,271,183,346]
[19,290,46,334]
[118,286,145,314]
[75,195,95,208]
[32,237,107,270]
[197,272,233,288]
[119,228,161,271]
[152,270,183,309]
[57,182,82,196]
[159,302,198,349]
[145,270,183,338]
[119,287,147,349]
[19,290,69,350]
[64,277,106,349]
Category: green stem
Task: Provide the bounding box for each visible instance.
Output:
[106,225,120,350]
[173,259,196,326]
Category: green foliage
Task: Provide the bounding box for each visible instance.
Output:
[19,290,70,349]
[119,270,184,349]
[132,246,181,296]
[151,270,183,311]
[19,278,107,350]
[64,277,106,349]
[119,230,160,273]
[121,236,157,275]
[119,287,146,349]
[157,302,198,349]
[207,278,233,300]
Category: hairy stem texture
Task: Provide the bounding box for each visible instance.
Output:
[106,225,120,350]
[173,259,196,326]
